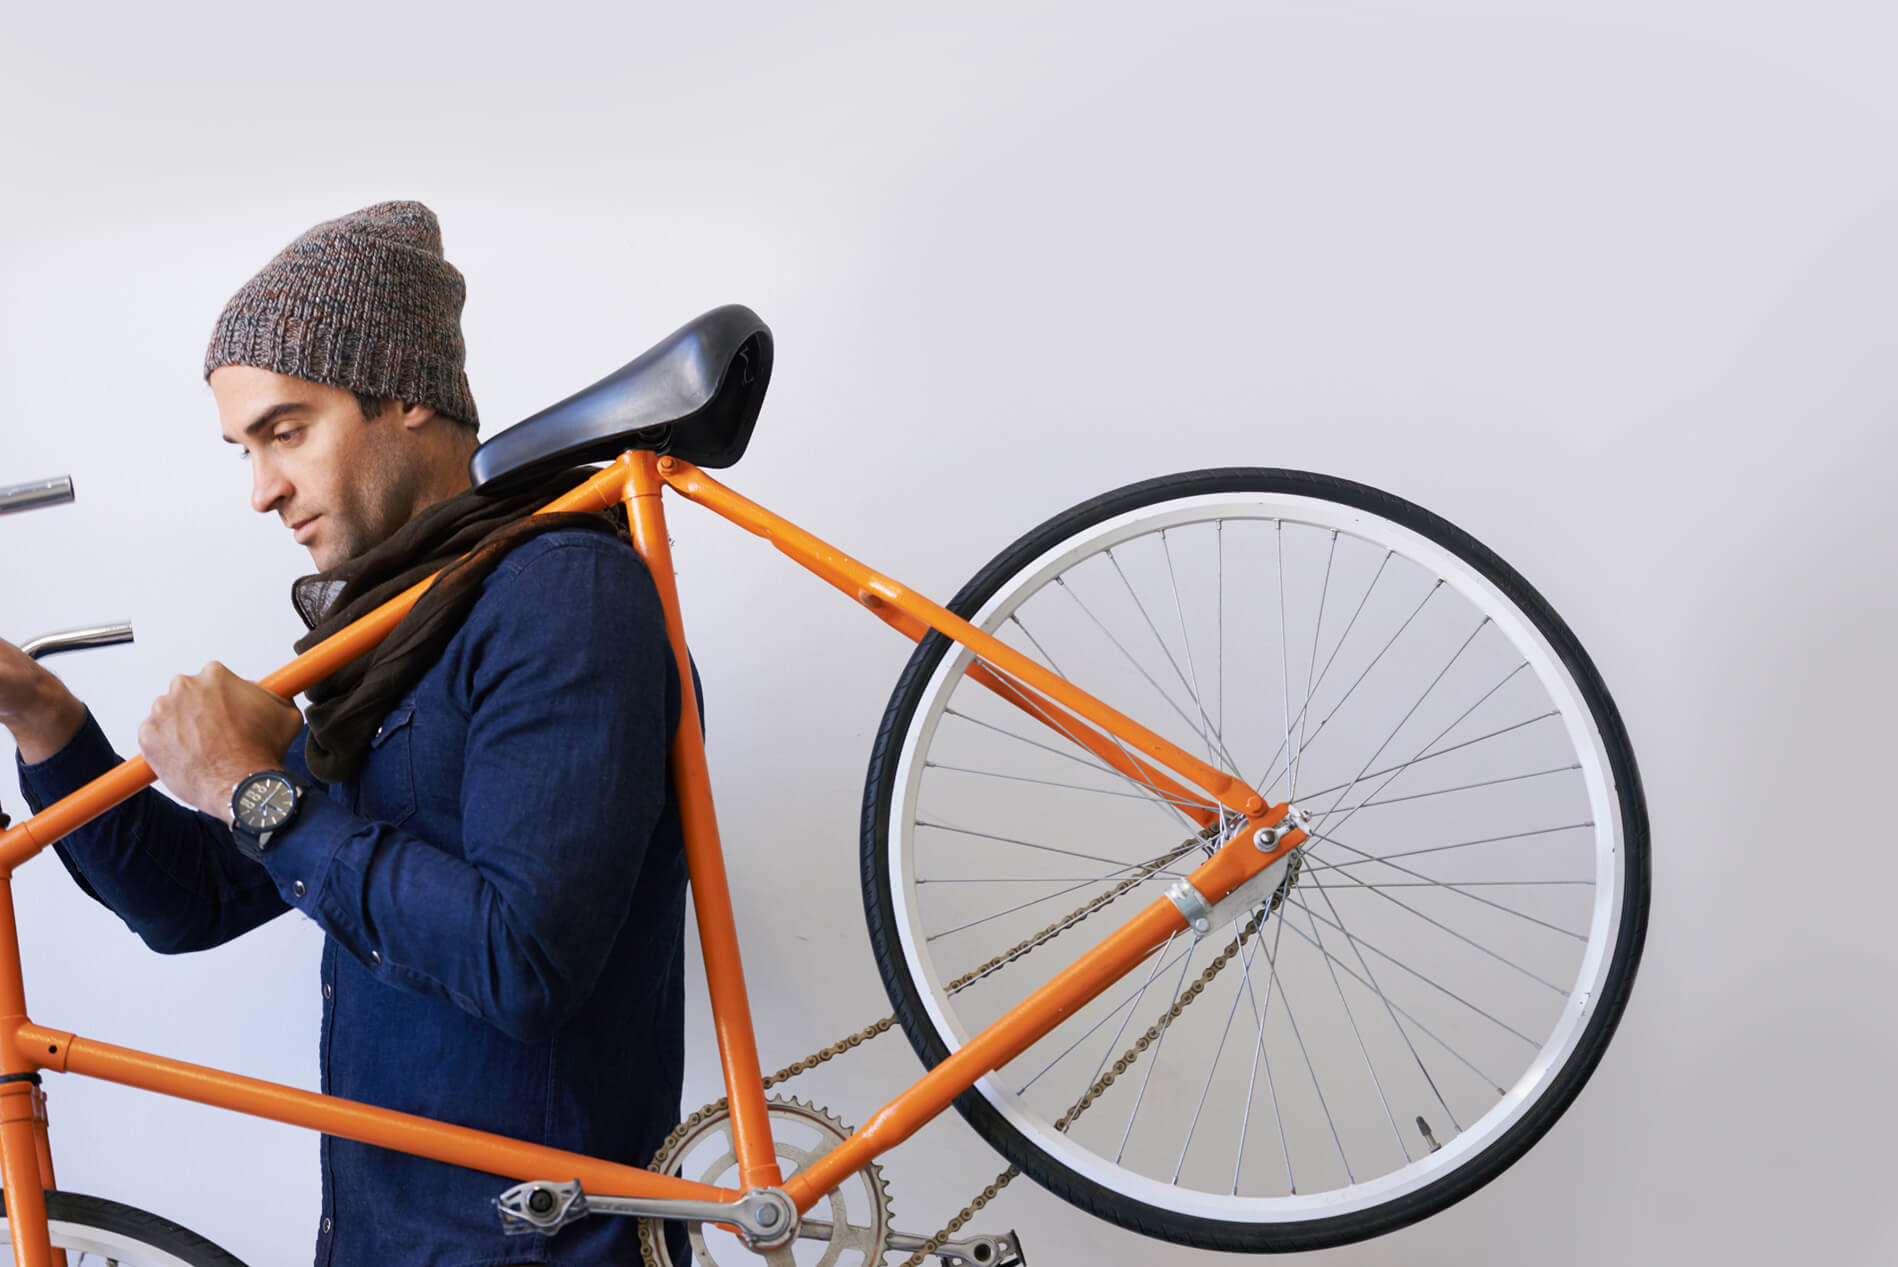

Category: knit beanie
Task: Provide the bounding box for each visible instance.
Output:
[203,200,479,429]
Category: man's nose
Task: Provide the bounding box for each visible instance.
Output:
[250,458,290,514]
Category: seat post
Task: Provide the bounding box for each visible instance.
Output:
[622,452,783,1191]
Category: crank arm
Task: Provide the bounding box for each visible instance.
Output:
[799,1218,1025,1266]
[495,1179,798,1249]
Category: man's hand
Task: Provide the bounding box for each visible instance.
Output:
[138,663,303,826]
[0,638,88,764]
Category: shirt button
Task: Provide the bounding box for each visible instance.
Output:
[322,1216,332,1234]
[323,983,333,999]
[370,950,382,965]
[293,880,307,897]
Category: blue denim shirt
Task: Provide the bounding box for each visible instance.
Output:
[18,530,690,1266]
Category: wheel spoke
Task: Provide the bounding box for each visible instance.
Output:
[1276,522,1299,801]
[1305,616,1492,825]
[1288,709,1564,805]
[1298,821,1594,873]
[1280,889,1541,1047]
[1231,907,1294,1194]
[943,706,1219,818]
[1282,891,1511,1094]
[1068,931,1186,1134]
[1054,571,1246,780]
[1161,528,1221,767]
[1305,856,1461,1134]
[1007,612,1204,829]
[1114,938,1202,1163]
[1342,763,1580,811]
[1174,910,1268,1182]
[1304,827,1590,942]
[1299,863,1572,993]
[1295,889,1412,1162]
[923,759,1212,807]
[1255,571,1437,796]
[1310,657,1529,839]
[1015,934,1198,1096]
[915,819,1190,876]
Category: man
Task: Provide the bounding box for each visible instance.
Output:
[0,201,690,1265]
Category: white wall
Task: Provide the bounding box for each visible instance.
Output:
[2,2,1893,1264]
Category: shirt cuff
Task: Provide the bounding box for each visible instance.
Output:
[15,707,120,812]
[252,793,353,913]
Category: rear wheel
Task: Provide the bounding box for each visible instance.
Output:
[862,468,1648,1251]
[0,1190,246,1264]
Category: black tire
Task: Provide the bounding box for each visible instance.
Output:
[0,1190,247,1264]
[861,468,1649,1252]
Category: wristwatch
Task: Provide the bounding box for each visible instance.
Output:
[230,769,303,856]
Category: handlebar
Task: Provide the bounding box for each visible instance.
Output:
[4,473,137,655]
[22,623,136,661]
[3,473,136,828]
[0,476,75,517]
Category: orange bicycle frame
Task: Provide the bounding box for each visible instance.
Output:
[0,451,1306,1266]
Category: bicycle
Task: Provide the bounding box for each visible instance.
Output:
[0,305,1649,1266]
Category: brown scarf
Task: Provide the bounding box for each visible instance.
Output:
[291,468,623,783]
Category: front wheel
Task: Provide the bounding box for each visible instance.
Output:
[0,1191,247,1265]
[861,468,1649,1251]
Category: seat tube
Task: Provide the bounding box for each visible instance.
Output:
[623,453,783,1190]
[0,876,54,1267]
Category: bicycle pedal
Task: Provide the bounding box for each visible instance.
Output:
[495,1179,588,1235]
[916,1227,1025,1267]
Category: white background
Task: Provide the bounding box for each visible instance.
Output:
[2,2,1894,1264]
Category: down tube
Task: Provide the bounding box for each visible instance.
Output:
[623,454,782,1191]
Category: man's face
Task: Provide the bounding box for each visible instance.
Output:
[211,365,426,570]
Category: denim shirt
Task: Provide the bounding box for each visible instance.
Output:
[18,531,691,1266]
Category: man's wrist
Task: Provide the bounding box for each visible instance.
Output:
[213,753,294,827]
[6,681,88,766]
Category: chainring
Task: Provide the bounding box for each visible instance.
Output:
[639,1095,893,1267]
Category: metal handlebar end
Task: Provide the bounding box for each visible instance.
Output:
[21,623,135,661]
[0,476,75,517]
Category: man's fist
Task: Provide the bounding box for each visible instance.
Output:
[138,663,303,825]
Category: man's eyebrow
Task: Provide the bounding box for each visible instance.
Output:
[222,402,308,444]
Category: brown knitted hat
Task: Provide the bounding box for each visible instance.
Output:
[204,200,479,429]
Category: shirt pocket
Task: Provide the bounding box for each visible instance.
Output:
[355,700,418,827]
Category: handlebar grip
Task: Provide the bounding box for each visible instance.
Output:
[0,476,75,517]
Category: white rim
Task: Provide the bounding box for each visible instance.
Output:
[885,488,1628,1224]
[1,1217,204,1265]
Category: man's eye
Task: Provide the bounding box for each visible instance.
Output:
[272,427,303,446]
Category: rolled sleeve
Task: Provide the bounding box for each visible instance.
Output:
[17,709,288,953]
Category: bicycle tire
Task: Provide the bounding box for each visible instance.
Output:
[0,1190,247,1264]
[861,468,1649,1252]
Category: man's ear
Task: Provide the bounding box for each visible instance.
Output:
[397,401,440,432]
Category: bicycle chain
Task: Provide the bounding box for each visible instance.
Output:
[638,825,1281,1267]
[890,857,1295,1267]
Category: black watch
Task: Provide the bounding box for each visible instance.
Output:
[230,770,303,856]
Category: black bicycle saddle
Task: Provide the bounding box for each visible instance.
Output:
[469,304,772,493]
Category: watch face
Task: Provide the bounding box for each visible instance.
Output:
[236,774,296,830]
